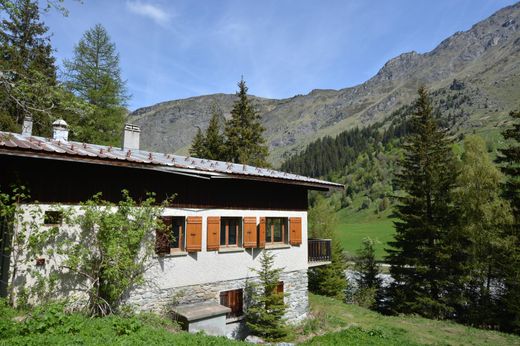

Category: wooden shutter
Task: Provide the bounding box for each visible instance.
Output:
[276,281,284,294]
[207,216,220,251]
[155,217,171,255]
[220,289,243,318]
[289,217,302,245]
[186,216,202,252]
[243,217,257,248]
[258,217,266,248]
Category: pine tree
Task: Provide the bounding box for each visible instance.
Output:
[0,0,57,134]
[246,251,287,340]
[386,87,460,319]
[495,109,520,334]
[223,78,269,167]
[64,24,127,145]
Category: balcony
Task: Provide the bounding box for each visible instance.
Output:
[308,238,332,267]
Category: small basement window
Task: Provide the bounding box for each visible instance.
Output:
[220,217,242,247]
[220,289,243,319]
[44,211,63,225]
[265,217,288,244]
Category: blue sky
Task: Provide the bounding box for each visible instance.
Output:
[43,0,517,111]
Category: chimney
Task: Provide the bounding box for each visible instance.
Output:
[22,116,33,136]
[123,124,140,150]
[52,119,69,141]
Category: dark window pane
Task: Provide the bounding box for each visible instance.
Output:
[44,211,63,225]
[273,218,282,242]
[170,217,184,249]
[228,220,237,245]
[220,220,227,246]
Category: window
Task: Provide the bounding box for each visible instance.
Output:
[276,281,284,294]
[44,211,63,225]
[220,217,242,247]
[156,216,186,254]
[265,217,288,244]
[220,289,243,318]
[168,217,185,251]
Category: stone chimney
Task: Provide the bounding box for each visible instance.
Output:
[52,119,69,141]
[22,116,33,136]
[123,124,140,150]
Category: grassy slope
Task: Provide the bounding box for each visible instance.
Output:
[299,294,520,346]
[335,205,395,260]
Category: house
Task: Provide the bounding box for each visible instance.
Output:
[0,118,342,336]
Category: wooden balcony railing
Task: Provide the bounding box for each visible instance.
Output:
[308,238,332,264]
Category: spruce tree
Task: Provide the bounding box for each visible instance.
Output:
[204,108,225,160]
[64,24,127,145]
[246,251,287,340]
[0,0,57,134]
[189,128,206,158]
[495,109,520,334]
[386,87,460,319]
[224,78,269,167]
[353,237,381,309]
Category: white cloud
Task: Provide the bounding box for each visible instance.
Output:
[126,1,172,27]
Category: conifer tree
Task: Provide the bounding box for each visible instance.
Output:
[496,109,520,334]
[454,135,512,326]
[353,237,381,309]
[64,24,127,145]
[0,0,57,134]
[189,128,206,158]
[224,78,269,167]
[246,251,287,340]
[386,87,460,319]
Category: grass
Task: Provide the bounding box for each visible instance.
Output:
[335,207,395,260]
[297,294,520,346]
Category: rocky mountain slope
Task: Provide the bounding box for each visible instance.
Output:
[128,2,520,166]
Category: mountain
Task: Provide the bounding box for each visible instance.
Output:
[128,2,520,166]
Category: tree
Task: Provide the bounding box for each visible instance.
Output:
[246,251,287,340]
[386,87,461,319]
[189,104,226,160]
[307,195,347,300]
[63,24,127,145]
[495,109,520,333]
[454,135,512,326]
[354,237,381,309]
[0,0,57,135]
[223,78,269,167]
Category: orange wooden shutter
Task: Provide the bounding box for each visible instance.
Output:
[207,216,220,251]
[243,217,257,248]
[258,217,266,248]
[289,217,302,245]
[186,216,202,252]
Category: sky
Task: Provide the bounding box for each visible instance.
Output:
[42,0,518,111]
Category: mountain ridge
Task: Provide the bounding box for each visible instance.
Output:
[128,2,520,165]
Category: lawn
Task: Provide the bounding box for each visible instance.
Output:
[334,207,395,260]
[297,294,520,346]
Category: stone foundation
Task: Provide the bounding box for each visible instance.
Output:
[126,269,308,324]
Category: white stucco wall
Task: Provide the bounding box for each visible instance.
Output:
[9,204,308,306]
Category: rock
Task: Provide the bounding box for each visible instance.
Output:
[245,335,265,344]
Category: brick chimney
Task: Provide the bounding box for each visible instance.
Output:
[52,119,69,141]
[123,124,140,150]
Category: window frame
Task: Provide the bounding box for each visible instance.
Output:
[220,217,242,248]
[265,217,289,245]
[165,216,186,252]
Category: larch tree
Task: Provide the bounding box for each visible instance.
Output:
[454,135,512,326]
[386,87,461,319]
[64,24,127,146]
[495,109,520,334]
[224,78,269,167]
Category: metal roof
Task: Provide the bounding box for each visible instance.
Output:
[0,131,343,190]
